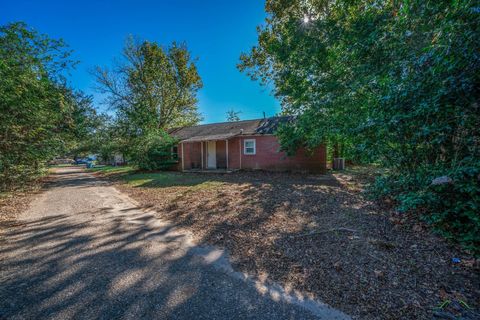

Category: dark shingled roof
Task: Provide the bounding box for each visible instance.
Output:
[169,116,293,141]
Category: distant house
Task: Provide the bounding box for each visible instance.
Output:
[112,153,126,166]
[169,117,326,173]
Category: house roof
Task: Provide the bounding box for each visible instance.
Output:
[169,116,293,142]
[180,133,239,143]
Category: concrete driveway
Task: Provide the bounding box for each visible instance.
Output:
[0,167,349,320]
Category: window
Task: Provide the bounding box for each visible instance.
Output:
[244,139,256,155]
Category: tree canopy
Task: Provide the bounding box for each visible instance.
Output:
[94,37,202,169]
[94,37,202,134]
[0,22,98,191]
[239,0,480,253]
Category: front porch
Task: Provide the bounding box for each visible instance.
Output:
[179,133,236,172]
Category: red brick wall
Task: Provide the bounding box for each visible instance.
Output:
[216,140,227,169]
[229,135,326,173]
[178,135,326,173]
[227,138,241,169]
[180,142,202,170]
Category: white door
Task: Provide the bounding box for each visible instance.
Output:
[207,141,216,169]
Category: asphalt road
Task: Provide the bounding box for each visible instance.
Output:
[0,167,349,320]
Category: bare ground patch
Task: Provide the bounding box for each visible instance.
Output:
[0,182,45,227]
[99,169,479,319]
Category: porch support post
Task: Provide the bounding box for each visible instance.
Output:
[226,139,229,170]
[181,142,185,172]
[239,138,242,169]
[201,141,204,169]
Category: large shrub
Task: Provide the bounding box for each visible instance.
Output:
[371,159,480,255]
[129,131,178,171]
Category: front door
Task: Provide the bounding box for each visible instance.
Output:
[207,141,216,169]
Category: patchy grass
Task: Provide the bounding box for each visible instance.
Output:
[89,166,224,190]
[48,164,75,168]
[122,172,223,189]
[87,165,136,175]
[95,167,480,320]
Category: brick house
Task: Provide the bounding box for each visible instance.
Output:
[169,116,326,173]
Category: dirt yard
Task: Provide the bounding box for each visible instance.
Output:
[94,167,479,320]
[3,167,342,320]
[0,183,44,227]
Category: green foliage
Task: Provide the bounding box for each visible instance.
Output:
[371,158,480,254]
[86,115,128,164]
[128,130,178,171]
[61,91,103,158]
[0,22,80,191]
[93,37,203,171]
[240,1,480,253]
[94,37,203,135]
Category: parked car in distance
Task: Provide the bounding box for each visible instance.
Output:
[75,158,88,165]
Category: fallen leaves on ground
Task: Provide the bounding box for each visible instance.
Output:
[103,170,479,320]
[0,183,43,227]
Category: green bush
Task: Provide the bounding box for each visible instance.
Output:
[370,159,480,256]
[239,0,480,255]
[129,131,178,171]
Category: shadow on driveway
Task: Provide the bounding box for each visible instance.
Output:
[0,168,347,320]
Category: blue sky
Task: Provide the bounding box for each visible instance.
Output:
[1,0,280,123]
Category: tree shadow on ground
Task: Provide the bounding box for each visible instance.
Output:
[0,205,326,320]
[122,171,480,320]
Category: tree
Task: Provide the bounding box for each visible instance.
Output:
[239,1,480,253]
[94,37,202,170]
[226,109,241,122]
[0,22,77,191]
[88,114,128,164]
[94,37,203,136]
[129,130,178,170]
[62,91,103,159]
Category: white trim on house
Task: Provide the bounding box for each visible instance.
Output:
[207,141,217,168]
[239,138,242,169]
[237,133,275,138]
[226,139,229,169]
[243,139,256,155]
[201,141,204,169]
